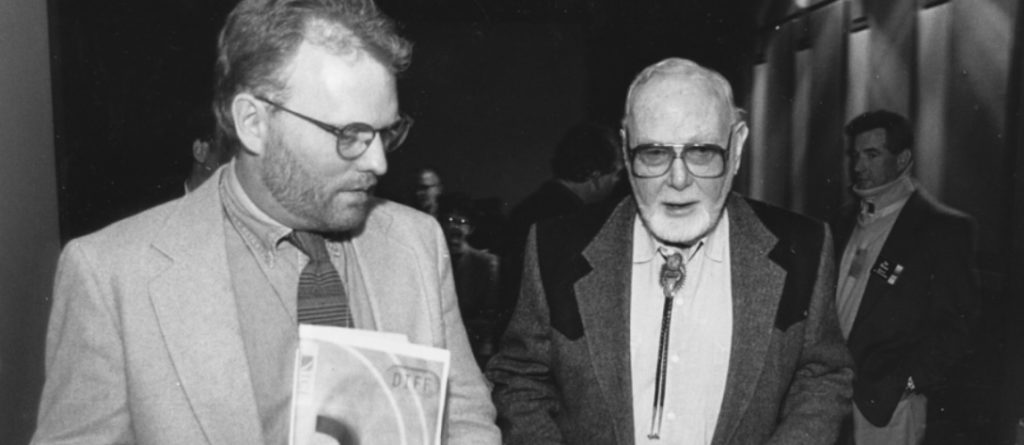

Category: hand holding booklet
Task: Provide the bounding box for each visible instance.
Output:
[290,324,452,445]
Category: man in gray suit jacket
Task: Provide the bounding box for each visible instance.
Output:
[487,58,854,444]
[31,0,499,444]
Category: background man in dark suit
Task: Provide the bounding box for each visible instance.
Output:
[487,57,853,444]
[833,110,978,444]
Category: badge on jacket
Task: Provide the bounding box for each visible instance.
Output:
[872,257,904,285]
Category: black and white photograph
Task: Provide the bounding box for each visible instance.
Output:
[1,0,1022,444]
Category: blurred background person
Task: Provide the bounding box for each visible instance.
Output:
[183,105,233,193]
[498,121,624,334]
[439,194,501,367]
[832,110,979,445]
[411,167,444,217]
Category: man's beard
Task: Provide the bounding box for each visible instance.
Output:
[641,202,723,247]
[261,130,372,233]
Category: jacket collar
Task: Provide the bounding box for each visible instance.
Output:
[712,195,786,445]
[347,201,438,344]
[847,189,931,341]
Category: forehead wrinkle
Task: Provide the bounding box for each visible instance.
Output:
[629,79,731,140]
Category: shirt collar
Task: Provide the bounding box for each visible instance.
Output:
[221,160,293,256]
[704,209,728,263]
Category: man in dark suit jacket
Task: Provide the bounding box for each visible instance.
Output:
[487,57,854,444]
[831,110,978,444]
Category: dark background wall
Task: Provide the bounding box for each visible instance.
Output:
[46,0,759,242]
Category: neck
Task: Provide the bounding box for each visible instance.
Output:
[852,165,916,212]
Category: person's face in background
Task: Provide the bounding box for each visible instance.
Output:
[623,74,746,247]
[589,163,623,203]
[414,169,442,213]
[848,127,910,190]
[187,134,234,191]
[441,211,472,258]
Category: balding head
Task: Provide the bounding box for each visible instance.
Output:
[623,58,743,132]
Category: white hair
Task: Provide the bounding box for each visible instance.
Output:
[622,58,745,127]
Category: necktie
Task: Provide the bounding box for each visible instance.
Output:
[649,249,686,440]
[289,230,352,327]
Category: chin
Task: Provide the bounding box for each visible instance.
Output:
[301,197,371,234]
[640,195,734,247]
[642,209,713,246]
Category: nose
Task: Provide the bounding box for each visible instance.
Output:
[358,137,388,176]
[667,155,692,190]
[852,156,868,174]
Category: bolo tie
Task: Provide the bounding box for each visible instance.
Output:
[648,248,686,440]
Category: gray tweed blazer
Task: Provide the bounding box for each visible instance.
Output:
[488,194,854,445]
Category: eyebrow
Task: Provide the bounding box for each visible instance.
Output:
[848,147,883,155]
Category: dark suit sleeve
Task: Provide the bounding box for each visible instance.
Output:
[767,224,855,445]
[895,214,978,391]
[486,227,566,444]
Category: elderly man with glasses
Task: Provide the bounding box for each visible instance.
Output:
[31,0,499,444]
[487,58,854,445]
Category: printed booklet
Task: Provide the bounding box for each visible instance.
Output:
[290,324,451,445]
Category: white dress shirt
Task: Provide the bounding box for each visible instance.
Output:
[630,211,733,444]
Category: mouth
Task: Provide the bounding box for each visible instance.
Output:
[347,178,378,194]
[661,201,698,216]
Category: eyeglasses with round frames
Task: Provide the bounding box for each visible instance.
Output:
[625,126,735,179]
[255,96,414,159]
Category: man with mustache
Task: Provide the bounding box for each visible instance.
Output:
[487,58,854,444]
[31,0,499,443]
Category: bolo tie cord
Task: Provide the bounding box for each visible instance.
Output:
[648,250,686,440]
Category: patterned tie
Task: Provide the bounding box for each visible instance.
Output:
[649,249,686,440]
[289,230,352,327]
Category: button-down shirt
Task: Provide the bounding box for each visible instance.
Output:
[220,161,375,328]
[218,161,375,442]
[630,211,733,444]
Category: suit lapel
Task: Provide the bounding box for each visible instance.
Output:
[149,172,264,445]
[578,199,636,442]
[349,203,435,344]
[712,197,787,445]
[848,191,929,341]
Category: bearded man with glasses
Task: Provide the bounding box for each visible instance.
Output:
[32,0,499,444]
[487,58,854,445]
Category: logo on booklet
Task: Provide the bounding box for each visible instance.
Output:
[388,366,441,396]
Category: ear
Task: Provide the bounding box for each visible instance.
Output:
[896,149,912,170]
[619,127,631,163]
[231,93,270,156]
[730,122,750,175]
